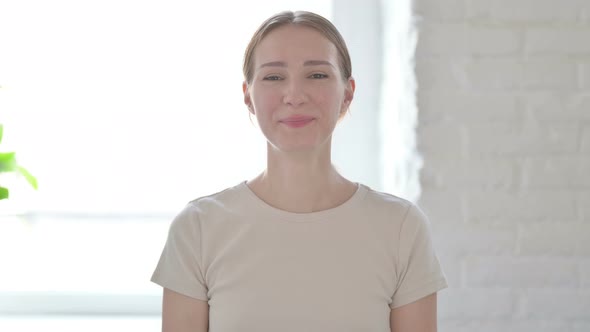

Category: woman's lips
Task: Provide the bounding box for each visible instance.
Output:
[280,116,315,128]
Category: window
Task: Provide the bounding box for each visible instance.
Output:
[0,0,416,329]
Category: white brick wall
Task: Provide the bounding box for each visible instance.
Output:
[413,0,590,330]
[467,0,589,22]
[583,127,590,152]
[465,257,578,288]
[438,288,516,319]
[582,62,590,89]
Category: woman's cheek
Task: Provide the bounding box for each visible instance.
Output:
[255,93,281,113]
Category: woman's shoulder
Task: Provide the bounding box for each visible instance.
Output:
[360,184,415,214]
[166,182,249,230]
[358,184,432,234]
[175,181,252,218]
[187,182,243,206]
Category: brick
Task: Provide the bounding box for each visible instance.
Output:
[583,126,590,153]
[465,0,493,19]
[519,223,590,256]
[468,26,522,55]
[440,320,572,332]
[417,92,520,124]
[416,123,466,157]
[435,254,462,287]
[419,163,447,191]
[465,191,577,222]
[522,157,590,189]
[580,260,590,287]
[438,320,473,332]
[579,192,590,222]
[526,28,590,55]
[460,58,574,92]
[433,223,517,256]
[570,95,590,120]
[467,0,587,22]
[466,124,579,156]
[422,158,518,190]
[415,58,462,90]
[582,62,590,89]
[523,60,577,89]
[417,24,521,56]
[414,0,466,20]
[438,288,515,319]
[574,322,590,332]
[527,93,590,122]
[418,188,465,222]
[461,59,522,90]
[416,23,467,55]
[523,290,590,319]
[466,257,578,288]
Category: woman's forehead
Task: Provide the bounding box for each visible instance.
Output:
[254,25,338,63]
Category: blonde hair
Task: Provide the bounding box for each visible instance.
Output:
[242,11,352,84]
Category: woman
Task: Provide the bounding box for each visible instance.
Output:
[151,10,447,332]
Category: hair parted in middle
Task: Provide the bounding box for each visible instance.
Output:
[242,10,352,84]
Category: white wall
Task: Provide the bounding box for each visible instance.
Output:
[413,0,590,331]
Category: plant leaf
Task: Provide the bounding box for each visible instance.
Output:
[17,166,38,189]
[0,186,8,200]
[0,152,17,172]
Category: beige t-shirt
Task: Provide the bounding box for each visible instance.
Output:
[151,182,447,331]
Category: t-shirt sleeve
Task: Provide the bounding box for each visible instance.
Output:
[151,203,209,301]
[390,203,448,309]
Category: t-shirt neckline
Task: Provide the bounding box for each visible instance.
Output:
[237,180,368,223]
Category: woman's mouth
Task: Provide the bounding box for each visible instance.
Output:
[280,116,315,128]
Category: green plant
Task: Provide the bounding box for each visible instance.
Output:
[0,124,38,200]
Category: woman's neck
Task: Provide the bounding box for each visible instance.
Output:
[246,146,357,213]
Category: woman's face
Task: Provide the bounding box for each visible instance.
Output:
[243,25,354,154]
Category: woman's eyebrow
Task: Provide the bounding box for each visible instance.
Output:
[303,60,334,67]
[259,61,287,68]
[258,60,335,69]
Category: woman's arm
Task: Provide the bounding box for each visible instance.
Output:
[162,288,209,332]
[390,293,438,332]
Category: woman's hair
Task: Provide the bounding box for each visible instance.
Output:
[242,10,352,84]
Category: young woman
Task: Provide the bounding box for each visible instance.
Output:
[151,10,447,332]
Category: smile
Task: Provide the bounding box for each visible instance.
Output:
[280,116,315,128]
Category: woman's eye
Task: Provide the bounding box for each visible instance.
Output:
[263,75,282,81]
[310,73,328,79]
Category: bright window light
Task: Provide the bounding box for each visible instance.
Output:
[0,0,331,215]
[0,0,332,311]
[0,2,417,329]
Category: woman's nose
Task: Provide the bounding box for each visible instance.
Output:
[282,79,308,107]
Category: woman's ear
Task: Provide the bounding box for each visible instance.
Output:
[345,77,355,105]
[340,77,355,117]
[243,81,254,114]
